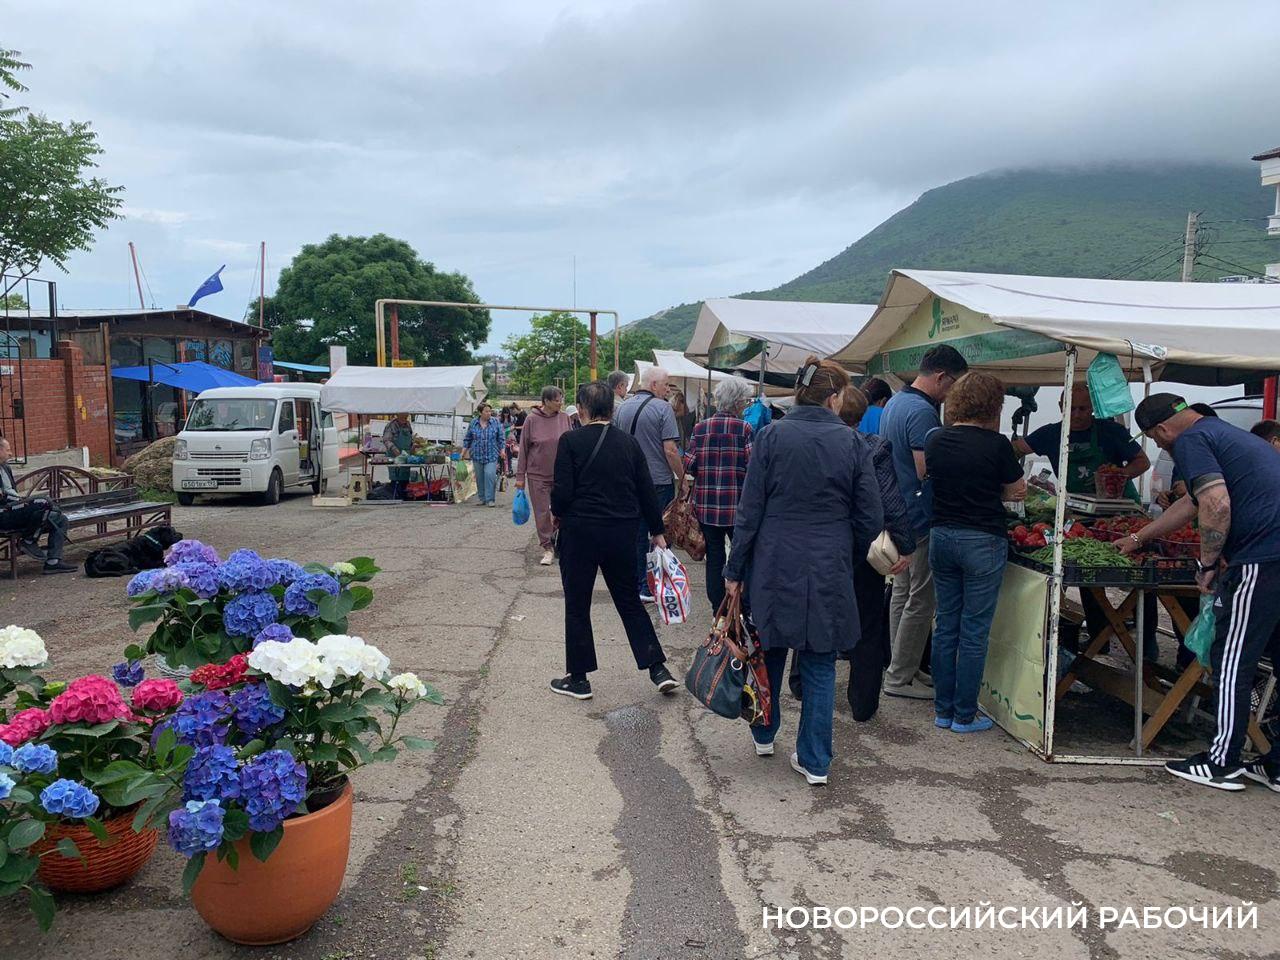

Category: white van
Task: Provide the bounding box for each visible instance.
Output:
[172,385,339,505]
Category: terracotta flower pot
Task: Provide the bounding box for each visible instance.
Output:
[191,780,353,945]
[35,810,158,893]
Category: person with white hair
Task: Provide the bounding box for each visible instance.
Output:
[614,366,686,600]
[683,377,755,613]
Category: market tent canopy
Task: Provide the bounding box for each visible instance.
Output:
[319,365,486,414]
[686,298,877,375]
[111,361,258,392]
[833,269,1280,386]
[635,350,788,398]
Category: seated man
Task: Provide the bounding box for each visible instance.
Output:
[0,437,75,575]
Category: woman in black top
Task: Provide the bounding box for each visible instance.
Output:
[923,372,1025,734]
[548,380,679,700]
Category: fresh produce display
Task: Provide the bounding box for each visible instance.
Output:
[1158,522,1200,557]
[1088,515,1151,542]
[1008,520,1089,549]
[1029,539,1134,568]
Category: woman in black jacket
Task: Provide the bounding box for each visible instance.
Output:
[548,381,680,701]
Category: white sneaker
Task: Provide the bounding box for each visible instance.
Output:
[539,549,555,566]
[487,501,497,508]
[754,740,774,757]
[790,752,827,786]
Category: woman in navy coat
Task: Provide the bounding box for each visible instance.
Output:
[723,357,883,786]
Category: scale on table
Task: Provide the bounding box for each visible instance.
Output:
[1064,493,1139,516]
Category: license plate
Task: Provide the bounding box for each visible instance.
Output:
[182,480,219,490]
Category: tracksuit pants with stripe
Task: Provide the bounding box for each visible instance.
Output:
[1209,561,1280,768]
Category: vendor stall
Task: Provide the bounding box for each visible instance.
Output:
[835,269,1280,763]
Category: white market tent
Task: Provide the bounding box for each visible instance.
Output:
[836,269,1280,766]
[686,298,877,376]
[319,365,487,415]
[635,349,787,402]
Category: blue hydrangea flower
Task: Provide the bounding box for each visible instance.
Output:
[168,799,225,857]
[0,741,14,767]
[40,779,100,819]
[253,623,294,649]
[126,569,158,597]
[230,683,286,736]
[13,743,58,775]
[267,559,306,585]
[170,690,234,746]
[217,550,279,593]
[283,573,340,617]
[223,591,280,638]
[239,750,307,832]
[174,561,221,599]
[0,773,13,800]
[166,539,220,567]
[112,659,145,687]
[183,744,242,802]
[148,567,191,596]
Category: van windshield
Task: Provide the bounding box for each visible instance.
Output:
[185,398,277,432]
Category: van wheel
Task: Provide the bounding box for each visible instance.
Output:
[312,476,326,495]
[261,469,282,506]
[177,493,196,507]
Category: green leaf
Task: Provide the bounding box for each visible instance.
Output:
[400,737,435,751]
[132,794,171,833]
[370,746,398,764]
[238,739,267,760]
[348,585,374,610]
[124,643,146,661]
[316,591,354,624]
[6,787,33,804]
[85,759,148,786]
[7,820,44,849]
[82,817,111,845]
[224,845,239,872]
[154,726,177,766]
[55,720,121,738]
[0,854,38,883]
[181,852,206,896]
[0,844,7,869]
[421,684,445,706]
[318,702,361,723]
[309,742,340,762]
[28,886,56,931]
[221,808,249,843]
[55,837,82,862]
[128,605,166,631]
[249,826,283,863]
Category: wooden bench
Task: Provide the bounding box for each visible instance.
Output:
[0,466,173,578]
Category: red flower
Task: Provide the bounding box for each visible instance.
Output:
[0,707,53,745]
[189,654,251,690]
[49,675,132,726]
[132,678,184,713]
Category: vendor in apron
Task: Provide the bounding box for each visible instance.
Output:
[1012,384,1157,660]
[382,414,415,498]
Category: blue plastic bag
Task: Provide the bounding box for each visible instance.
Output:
[742,398,772,432]
[1183,594,1216,667]
[512,488,531,525]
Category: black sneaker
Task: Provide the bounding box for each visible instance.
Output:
[649,665,679,694]
[1243,756,1280,794]
[42,561,76,576]
[550,675,592,700]
[1165,751,1245,792]
[17,539,45,561]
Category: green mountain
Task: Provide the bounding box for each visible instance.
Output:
[634,164,1280,349]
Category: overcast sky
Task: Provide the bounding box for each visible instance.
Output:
[7,0,1279,352]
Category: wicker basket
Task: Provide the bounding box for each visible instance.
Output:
[34,810,158,893]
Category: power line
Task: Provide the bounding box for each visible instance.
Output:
[1105,234,1188,280]
[1198,252,1280,281]
[1195,217,1271,225]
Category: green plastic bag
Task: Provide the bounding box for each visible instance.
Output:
[453,460,470,482]
[1086,353,1135,419]
[1184,594,1216,668]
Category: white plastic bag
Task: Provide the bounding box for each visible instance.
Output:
[645,547,692,625]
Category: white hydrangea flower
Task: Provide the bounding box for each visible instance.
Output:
[0,626,48,669]
[387,672,428,700]
[316,634,390,681]
[330,561,356,577]
[248,638,325,687]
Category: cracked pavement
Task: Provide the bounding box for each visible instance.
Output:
[1,493,1277,959]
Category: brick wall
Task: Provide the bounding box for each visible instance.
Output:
[3,343,111,465]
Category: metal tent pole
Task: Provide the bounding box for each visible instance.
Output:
[1044,347,1077,760]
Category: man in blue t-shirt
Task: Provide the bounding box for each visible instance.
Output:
[879,345,969,700]
[1133,393,1280,793]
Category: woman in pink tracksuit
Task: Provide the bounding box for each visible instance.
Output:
[516,386,572,565]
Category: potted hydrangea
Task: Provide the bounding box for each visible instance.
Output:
[124,540,378,669]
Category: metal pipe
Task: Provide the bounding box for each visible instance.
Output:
[1135,589,1145,758]
[1043,346,1077,760]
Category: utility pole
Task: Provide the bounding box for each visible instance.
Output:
[1180,211,1199,282]
[258,241,265,327]
[128,242,145,309]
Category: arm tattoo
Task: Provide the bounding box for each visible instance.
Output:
[1197,487,1231,565]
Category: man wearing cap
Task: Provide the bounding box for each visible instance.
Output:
[1129,393,1280,792]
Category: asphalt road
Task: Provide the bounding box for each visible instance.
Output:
[1,491,1277,959]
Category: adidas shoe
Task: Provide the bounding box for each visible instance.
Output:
[1243,756,1280,794]
[1164,751,1245,792]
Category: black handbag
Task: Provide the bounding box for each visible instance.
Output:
[685,594,772,725]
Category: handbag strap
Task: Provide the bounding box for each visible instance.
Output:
[579,423,611,482]
[627,394,657,436]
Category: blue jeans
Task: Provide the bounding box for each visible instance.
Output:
[929,526,1007,725]
[475,459,498,504]
[636,482,675,594]
[751,648,837,776]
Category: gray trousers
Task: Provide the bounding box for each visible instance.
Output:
[885,535,935,688]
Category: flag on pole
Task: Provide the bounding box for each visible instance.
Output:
[187,265,226,307]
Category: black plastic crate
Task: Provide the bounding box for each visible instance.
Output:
[1008,550,1153,587]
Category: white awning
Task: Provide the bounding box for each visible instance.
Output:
[320,365,487,414]
[686,298,877,373]
[834,270,1280,385]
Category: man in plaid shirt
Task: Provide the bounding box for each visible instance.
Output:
[683,378,755,613]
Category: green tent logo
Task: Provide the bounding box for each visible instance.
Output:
[928,297,943,338]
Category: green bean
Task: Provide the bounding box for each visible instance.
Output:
[1028,539,1134,568]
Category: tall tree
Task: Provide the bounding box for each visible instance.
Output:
[256,234,489,366]
[502,312,589,395]
[0,48,123,292]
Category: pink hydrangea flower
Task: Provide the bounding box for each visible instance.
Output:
[132,679,184,713]
[0,707,53,745]
[49,675,132,726]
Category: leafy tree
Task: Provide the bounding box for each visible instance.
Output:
[0,48,29,118]
[616,327,662,374]
[0,49,123,293]
[255,234,489,366]
[502,312,588,395]
[1,293,28,310]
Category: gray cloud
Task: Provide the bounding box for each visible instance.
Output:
[7,0,1278,349]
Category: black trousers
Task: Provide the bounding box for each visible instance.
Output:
[701,522,733,614]
[0,499,67,561]
[1209,561,1280,767]
[560,518,666,676]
